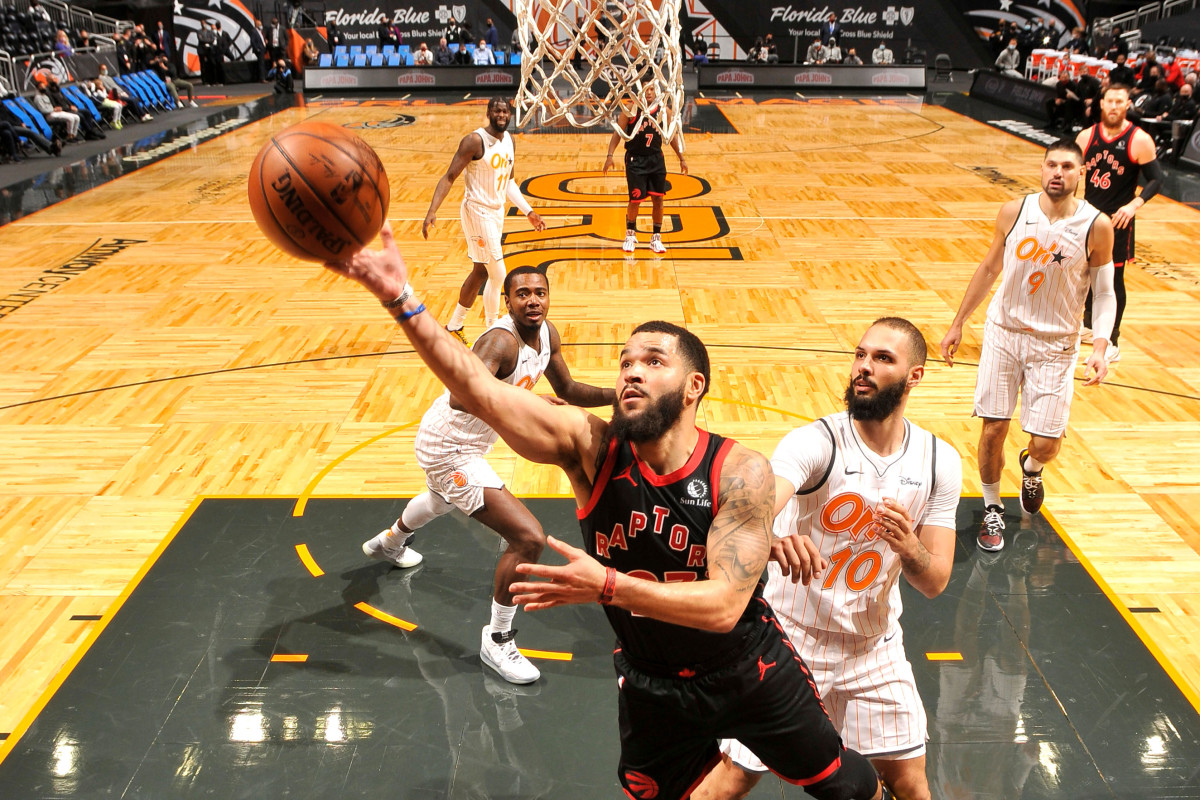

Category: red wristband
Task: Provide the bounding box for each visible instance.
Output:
[599,566,617,605]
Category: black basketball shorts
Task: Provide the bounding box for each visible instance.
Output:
[612,600,846,800]
[1112,221,1135,266]
[626,168,667,204]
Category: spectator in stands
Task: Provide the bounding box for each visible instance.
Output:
[326,21,343,51]
[114,29,133,73]
[0,104,61,156]
[32,80,81,141]
[300,37,319,68]
[151,53,197,107]
[45,76,105,139]
[484,18,499,51]
[1044,67,1082,132]
[215,22,233,83]
[762,33,778,63]
[692,34,708,67]
[989,25,1008,58]
[1133,64,1162,98]
[1065,26,1088,55]
[54,30,73,57]
[1136,51,1159,81]
[414,41,434,65]
[805,37,825,64]
[251,21,268,81]
[379,21,398,49]
[133,32,154,70]
[843,47,862,65]
[873,40,894,65]
[1104,27,1129,61]
[29,0,51,23]
[0,121,22,162]
[748,37,764,62]
[267,18,285,62]
[197,21,218,84]
[1077,69,1102,127]
[1138,78,1175,121]
[511,28,522,54]
[821,12,840,44]
[84,78,123,127]
[154,21,172,60]
[472,39,495,65]
[995,37,1022,78]
[825,37,842,63]
[268,59,293,93]
[435,38,453,65]
[1108,52,1136,88]
[98,64,153,122]
[1161,82,1195,121]
[1164,56,1186,90]
[77,29,92,50]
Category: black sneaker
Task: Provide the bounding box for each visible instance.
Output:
[1018,448,1044,514]
[978,505,1005,552]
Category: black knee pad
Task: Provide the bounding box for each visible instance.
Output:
[802,748,879,800]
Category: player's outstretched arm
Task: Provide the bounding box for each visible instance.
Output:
[939,199,1019,365]
[1084,214,1116,385]
[422,132,480,239]
[326,224,592,469]
[543,321,617,408]
[511,444,773,632]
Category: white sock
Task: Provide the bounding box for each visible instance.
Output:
[490,599,517,634]
[448,303,470,330]
[482,258,506,326]
[982,482,1003,510]
[1023,452,1045,473]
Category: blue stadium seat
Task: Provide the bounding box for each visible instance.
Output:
[494,51,505,65]
[335,54,349,67]
[449,43,459,53]
[509,51,521,65]
[10,96,55,139]
[369,53,383,67]
[318,53,332,67]
[352,53,367,67]
[386,52,401,67]
[405,53,414,66]
[62,85,103,123]
[382,44,395,55]
[349,45,362,55]
[397,44,410,57]
[334,45,348,56]
[465,43,475,55]
[365,45,377,55]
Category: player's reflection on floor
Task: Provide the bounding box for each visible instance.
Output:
[933,520,1065,800]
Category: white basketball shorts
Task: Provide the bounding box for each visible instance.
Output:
[460,201,504,264]
[974,321,1077,439]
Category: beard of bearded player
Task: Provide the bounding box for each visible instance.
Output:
[843,373,907,422]
[609,381,687,443]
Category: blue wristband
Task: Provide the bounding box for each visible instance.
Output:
[398,303,426,321]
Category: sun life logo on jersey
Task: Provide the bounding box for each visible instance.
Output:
[681,479,711,508]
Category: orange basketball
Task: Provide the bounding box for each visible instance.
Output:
[247,121,390,262]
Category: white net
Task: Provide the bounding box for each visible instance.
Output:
[514,0,684,142]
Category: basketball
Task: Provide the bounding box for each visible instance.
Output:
[247,120,390,262]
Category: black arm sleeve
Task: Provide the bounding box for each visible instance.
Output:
[1139,158,1165,203]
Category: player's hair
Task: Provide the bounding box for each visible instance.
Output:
[631,321,711,400]
[1103,82,1132,99]
[871,317,927,366]
[1045,138,1083,162]
[503,265,547,295]
[487,95,512,112]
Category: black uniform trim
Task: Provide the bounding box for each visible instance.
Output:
[795,417,837,497]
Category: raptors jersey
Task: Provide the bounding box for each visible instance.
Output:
[624,105,666,173]
[415,316,550,459]
[768,412,961,639]
[1083,121,1141,214]
[462,127,513,213]
[578,430,767,671]
[986,193,1102,337]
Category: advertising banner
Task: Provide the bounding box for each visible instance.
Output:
[698,63,925,89]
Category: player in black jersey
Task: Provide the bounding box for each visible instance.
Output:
[326,227,892,800]
[1076,83,1164,364]
[604,84,688,254]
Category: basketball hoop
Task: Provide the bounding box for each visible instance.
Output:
[514,0,684,142]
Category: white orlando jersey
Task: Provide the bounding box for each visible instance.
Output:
[416,316,551,458]
[986,193,1102,337]
[462,127,514,213]
[768,412,962,639]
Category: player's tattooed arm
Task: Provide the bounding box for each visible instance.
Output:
[708,444,773,599]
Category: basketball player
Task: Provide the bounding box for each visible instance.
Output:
[940,140,1117,552]
[693,318,961,800]
[422,97,546,346]
[1076,82,1163,364]
[326,228,893,800]
[361,267,614,684]
[603,84,688,254]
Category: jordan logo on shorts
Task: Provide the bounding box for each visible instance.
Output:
[624,769,659,799]
[757,656,775,682]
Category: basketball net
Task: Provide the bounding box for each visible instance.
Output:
[514,0,685,143]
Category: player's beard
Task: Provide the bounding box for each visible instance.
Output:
[844,375,906,422]
[610,383,687,443]
[491,115,510,133]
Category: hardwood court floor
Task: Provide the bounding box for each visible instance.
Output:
[1,94,1199,776]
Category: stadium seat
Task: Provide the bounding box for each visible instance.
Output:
[386,53,401,67]
[335,54,349,67]
[397,44,410,57]
[382,45,395,55]
[318,53,332,67]
[510,51,521,66]
[365,45,377,55]
[349,45,362,55]
[352,53,367,67]
[405,53,414,66]
[449,43,458,53]
[369,53,383,67]
[333,45,348,56]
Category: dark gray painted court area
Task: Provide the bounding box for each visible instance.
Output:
[0,497,1196,799]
